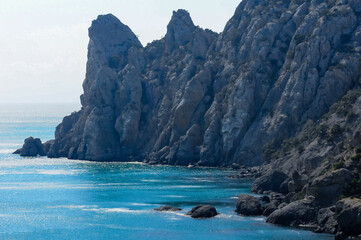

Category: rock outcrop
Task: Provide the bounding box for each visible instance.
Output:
[14,137,46,157]
[41,0,361,168]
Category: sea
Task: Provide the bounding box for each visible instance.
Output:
[0,103,333,239]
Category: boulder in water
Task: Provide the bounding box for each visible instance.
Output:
[186,205,218,218]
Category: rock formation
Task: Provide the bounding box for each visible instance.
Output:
[43,0,361,169]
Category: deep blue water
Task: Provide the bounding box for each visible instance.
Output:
[0,104,333,239]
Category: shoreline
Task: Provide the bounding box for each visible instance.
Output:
[9,149,337,238]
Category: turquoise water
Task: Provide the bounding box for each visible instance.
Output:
[0,104,333,240]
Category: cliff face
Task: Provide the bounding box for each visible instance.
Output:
[48,0,361,167]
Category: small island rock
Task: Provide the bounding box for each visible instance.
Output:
[13,137,46,157]
[186,205,218,219]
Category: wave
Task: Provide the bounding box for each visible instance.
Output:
[82,207,151,214]
[141,179,168,183]
[160,195,185,198]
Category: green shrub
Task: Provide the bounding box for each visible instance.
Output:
[316,123,328,137]
[262,140,280,160]
[298,145,305,154]
[331,124,342,136]
[329,88,361,117]
[332,161,345,170]
[355,147,361,154]
[343,178,361,198]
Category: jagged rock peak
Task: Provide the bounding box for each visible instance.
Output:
[169,9,195,28]
[166,9,196,50]
[89,13,142,48]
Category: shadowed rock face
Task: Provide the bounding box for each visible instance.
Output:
[236,194,263,216]
[47,1,361,166]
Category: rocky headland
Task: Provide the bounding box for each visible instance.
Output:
[14,0,361,238]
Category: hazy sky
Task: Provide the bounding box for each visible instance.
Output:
[0,0,241,104]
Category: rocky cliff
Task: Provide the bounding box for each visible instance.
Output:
[46,0,361,168]
[236,86,361,238]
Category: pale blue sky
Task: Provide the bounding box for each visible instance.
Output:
[0,0,241,103]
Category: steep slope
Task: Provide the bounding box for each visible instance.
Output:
[248,82,361,238]
[262,82,361,198]
[47,0,361,167]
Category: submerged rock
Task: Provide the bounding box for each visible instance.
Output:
[235,194,263,216]
[186,205,218,219]
[154,206,182,212]
[13,137,46,157]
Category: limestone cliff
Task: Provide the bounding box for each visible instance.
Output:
[47,0,361,168]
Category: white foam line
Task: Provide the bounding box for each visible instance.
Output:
[82,208,150,214]
[36,169,83,175]
[130,203,154,206]
[161,195,185,198]
[48,205,99,209]
[141,179,166,182]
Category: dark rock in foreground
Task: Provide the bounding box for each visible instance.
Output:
[315,207,338,234]
[266,199,317,227]
[335,199,361,237]
[154,206,182,212]
[186,205,217,219]
[235,194,263,216]
[13,137,46,157]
